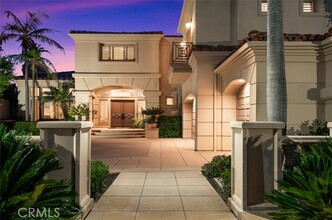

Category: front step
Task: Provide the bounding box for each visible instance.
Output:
[92,128,145,139]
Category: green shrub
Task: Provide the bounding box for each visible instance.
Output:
[91,160,109,198]
[0,125,80,219]
[132,118,145,128]
[265,138,332,219]
[300,119,329,136]
[14,121,39,135]
[158,116,182,138]
[201,155,231,197]
[0,120,16,131]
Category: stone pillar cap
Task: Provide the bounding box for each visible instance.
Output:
[37,121,93,129]
[230,121,285,129]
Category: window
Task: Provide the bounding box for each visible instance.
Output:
[100,44,135,61]
[261,0,268,12]
[300,0,324,15]
[258,0,268,15]
[166,97,175,106]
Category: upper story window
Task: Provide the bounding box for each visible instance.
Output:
[100,44,135,61]
[261,0,268,12]
[258,0,268,15]
[300,0,324,15]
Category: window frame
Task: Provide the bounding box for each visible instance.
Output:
[258,0,268,15]
[100,43,136,62]
[299,0,324,16]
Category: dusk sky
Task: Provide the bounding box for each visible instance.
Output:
[0,0,183,74]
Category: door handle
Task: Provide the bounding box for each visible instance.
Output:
[121,113,125,120]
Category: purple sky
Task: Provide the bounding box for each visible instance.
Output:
[0,0,183,74]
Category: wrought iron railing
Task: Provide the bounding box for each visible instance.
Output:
[171,42,193,64]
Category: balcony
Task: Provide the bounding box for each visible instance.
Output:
[168,42,193,84]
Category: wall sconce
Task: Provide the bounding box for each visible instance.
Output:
[185,21,192,29]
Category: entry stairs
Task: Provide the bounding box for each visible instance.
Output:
[91,128,145,139]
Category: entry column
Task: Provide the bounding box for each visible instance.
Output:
[143,91,161,108]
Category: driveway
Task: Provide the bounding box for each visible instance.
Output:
[91,137,230,172]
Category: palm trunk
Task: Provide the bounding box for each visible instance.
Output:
[31,62,35,121]
[266,0,287,124]
[24,63,29,121]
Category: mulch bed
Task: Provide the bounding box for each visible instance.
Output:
[93,172,119,202]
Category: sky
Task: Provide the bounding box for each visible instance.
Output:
[0,0,183,75]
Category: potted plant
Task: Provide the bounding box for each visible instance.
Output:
[68,103,90,121]
[142,107,164,129]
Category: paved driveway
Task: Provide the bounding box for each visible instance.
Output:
[91,137,230,172]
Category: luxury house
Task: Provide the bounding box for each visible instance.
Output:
[16,0,332,151]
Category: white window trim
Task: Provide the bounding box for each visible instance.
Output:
[258,0,268,16]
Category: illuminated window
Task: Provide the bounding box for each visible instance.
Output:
[166,97,175,106]
[300,0,323,14]
[261,0,268,12]
[100,44,135,61]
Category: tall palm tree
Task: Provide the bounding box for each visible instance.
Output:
[266,0,287,126]
[8,45,56,121]
[43,86,73,119]
[0,10,64,121]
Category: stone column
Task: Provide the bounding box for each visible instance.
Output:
[73,90,91,105]
[329,122,332,136]
[229,121,284,218]
[143,91,161,108]
[37,121,93,219]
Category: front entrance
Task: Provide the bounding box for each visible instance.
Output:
[111,100,135,128]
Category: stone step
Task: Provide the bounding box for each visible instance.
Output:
[92,128,145,139]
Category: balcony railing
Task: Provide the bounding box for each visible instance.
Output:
[171,42,193,64]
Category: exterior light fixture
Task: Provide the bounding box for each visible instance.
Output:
[185,21,192,29]
[180,41,186,47]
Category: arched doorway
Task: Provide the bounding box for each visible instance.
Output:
[92,86,145,128]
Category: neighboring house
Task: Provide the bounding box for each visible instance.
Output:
[17,0,332,151]
[16,71,74,120]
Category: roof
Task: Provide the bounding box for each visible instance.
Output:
[214,28,332,69]
[70,30,164,35]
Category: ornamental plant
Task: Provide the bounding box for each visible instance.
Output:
[265,138,332,219]
[68,103,90,117]
[0,125,81,219]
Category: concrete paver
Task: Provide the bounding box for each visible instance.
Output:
[86,138,235,220]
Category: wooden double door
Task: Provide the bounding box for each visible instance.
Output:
[111,100,135,128]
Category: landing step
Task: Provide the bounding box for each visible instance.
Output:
[92,128,146,139]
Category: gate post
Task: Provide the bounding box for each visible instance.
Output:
[229,121,284,218]
[37,121,93,219]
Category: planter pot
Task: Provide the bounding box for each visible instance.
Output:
[146,123,157,129]
[75,115,87,121]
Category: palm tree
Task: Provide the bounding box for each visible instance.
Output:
[8,45,56,121]
[266,0,287,126]
[43,86,73,119]
[0,10,64,121]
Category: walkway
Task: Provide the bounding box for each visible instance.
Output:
[87,138,235,220]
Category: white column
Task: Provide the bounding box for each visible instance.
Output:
[143,91,161,108]
[73,90,91,105]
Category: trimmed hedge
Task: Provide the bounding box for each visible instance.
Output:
[158,116,182,138]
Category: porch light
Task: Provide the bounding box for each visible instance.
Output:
[185,21,192,29]
[180,41,186,47]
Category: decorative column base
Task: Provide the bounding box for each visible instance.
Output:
[145,128,159,139]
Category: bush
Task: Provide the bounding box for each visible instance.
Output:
[132,118,145,128]
[300,119,329,135]
[265,138,332,219]
[158,116,182,138]
[201,155,231,197]
[0,125,80,219]
[14,121,39,135]
[91,160,109,198]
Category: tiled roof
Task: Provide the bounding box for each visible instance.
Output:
[192,44,238,52]
[164,35,183,38]
[215,28,332,69]
[70,30,164,35]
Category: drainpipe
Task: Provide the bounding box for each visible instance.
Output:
[213,73,217,152]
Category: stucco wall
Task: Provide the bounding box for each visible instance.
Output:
[178,0,329,45]
[70,33,163,73]
[215,41,327,135]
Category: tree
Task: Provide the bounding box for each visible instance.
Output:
[0,56,14,98]
[266,0,287,126]
[0,10,64,121]
[323,0,332,24]
[43,86,73,119]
